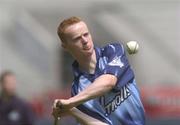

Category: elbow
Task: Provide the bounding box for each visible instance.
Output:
[107,82,116,90]
[106,75,117,90]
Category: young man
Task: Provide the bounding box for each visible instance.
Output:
[52,17,145,125]
[0,71,35,125]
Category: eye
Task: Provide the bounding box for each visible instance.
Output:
[84,32,89,37]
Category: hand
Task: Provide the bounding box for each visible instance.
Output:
[52,106,70,118]
[53,99,73,110]
[52,99,72,118]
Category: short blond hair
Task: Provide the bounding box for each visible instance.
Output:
[57,16,82,42]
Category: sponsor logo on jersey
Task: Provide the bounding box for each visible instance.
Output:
[100,84,131,116]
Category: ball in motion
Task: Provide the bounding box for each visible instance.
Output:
[126,41,139,54]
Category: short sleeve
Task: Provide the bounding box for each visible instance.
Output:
[102,42,130,82]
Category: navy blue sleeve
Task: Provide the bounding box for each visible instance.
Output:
[102,42,132,87]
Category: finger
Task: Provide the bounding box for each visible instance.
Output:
[52,109,57,117]
[52,107,60,117]
[56,100,63,109]
[53,99,59,108]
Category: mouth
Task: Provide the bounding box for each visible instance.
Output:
[83,45,91,50]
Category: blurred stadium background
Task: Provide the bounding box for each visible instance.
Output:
[0,0,180,125]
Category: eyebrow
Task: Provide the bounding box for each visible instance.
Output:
[72,31,89,40]
[72,35,81,40]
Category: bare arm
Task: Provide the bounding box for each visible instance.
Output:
[52,106,108,125]
[52,74,116,124]
[62,74,117,109]
[70,107,108,125]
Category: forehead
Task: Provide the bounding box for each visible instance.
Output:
[64,21,88,36]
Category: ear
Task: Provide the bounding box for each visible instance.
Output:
[61,43,68,51]
[61,43,66,48]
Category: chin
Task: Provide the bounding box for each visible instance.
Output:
[85,52,93,57]
[84,49,94,57]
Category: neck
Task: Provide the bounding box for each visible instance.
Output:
[77,50,96,74]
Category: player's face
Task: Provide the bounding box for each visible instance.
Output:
[62,21,94,58]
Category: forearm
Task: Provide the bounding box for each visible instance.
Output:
[52,105,108,125]
[70,107,108,125]
[68,74,117,108]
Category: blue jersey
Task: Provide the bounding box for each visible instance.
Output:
[71,42,145,125]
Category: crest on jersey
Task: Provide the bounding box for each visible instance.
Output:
[108,56,124,68]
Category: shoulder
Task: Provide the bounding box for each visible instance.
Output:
[101,41,125,56]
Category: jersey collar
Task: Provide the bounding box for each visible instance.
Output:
[72,46,101,78]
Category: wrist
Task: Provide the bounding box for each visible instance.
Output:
[60,98,74,109]
[68,98,75,108]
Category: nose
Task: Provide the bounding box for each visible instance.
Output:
[81,35,88,44]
